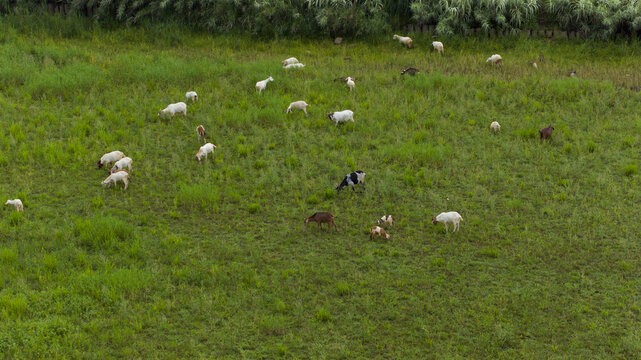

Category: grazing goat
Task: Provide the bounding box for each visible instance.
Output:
[370,226,390,240]
[539,126,554,140]
[487,54,503,66]
[283,63,305,69]
[401,67,419,76]
[346,77,355,91]
[282,57,299,66]
[335,76,357,83]
[110,157,132,173]
[197,125,206,142]
[196,142,216,161]
[432,211,463,233]
[327,110,354,126]
[97,150,125,169]
[158,102,187,118]
[185,91,198,102]
[529,61,538,69]
[378,215,394,227]
[490,121,501,133]
[102,170,130,190]
[393,34,413,49]
[255,76,274,93]
[336,170,366,192]
[286,101,310,115]
[432,41,444,55]
[5,199,23,212]
[305,212,338,231]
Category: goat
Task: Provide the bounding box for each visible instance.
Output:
[346,77,355,91]
[487,54,503,66]
[282,57,299,66]
[185,91,198,102]
[393,34,413,49]
[196,143,216,161]
[431,211,463,233]
[335,76,357,82]
[102,170,130,190]
[158,102,187,118]
[336,170,365,192]
[401,67,420,76]
[539,126,554,141]
[327,110,354,126]
[370,226,390,240]
[5,199,23,212]
[197,125,206,142]
[432,41,444,55]
[304,212,338,231]
[255,76,274,93]
[283,63,305,69]
[110,157,132,173]
[490,121,501,133]
[97,151,125,169]
[286,101,310,115]
[378,215,394,227]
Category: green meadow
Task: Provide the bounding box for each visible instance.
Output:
[0,15,640,359]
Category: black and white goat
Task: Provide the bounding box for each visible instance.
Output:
[336,171,366,192]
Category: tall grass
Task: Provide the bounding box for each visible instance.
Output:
[0,15,639,359]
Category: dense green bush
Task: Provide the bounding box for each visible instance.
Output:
[68,0,391,36]
[410,0,641,39]
[3,0,641,38]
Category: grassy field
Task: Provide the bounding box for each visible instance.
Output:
[0,15,640,359]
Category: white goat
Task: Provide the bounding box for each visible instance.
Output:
[490,121,501,133]
[432,211,463,233]
[283,63,305,69]
[393,34,413,48]
[282,57,299,66]
[196,143,216,161]
[487,54,503,66]
[327,110,354,126]
[110,157,132,173]
[97,151,125,169]
[378,215,394,227]
[255,76,274,93]
[102,170,130,190]
[346,77,355,91]
[185,91,198,102]
[286,101,310,115]
[158,102,187,118]
[432,41,444,55]
[5,199,23,212]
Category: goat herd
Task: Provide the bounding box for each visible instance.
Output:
[3,34,558,237]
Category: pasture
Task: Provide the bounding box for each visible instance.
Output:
[0,15,640,359]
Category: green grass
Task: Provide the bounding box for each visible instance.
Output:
[0,14,640,359]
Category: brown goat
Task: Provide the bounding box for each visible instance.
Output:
[197,125,206,142]
[539,126,554,141]
[370,226,390,240]
[304,212,338,231]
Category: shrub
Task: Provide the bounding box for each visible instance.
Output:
[74,216,134,250]
[314,307,332,322]
[623,163,637,177]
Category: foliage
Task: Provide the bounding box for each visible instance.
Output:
[4,0,641,38]
[411,0,641,39]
